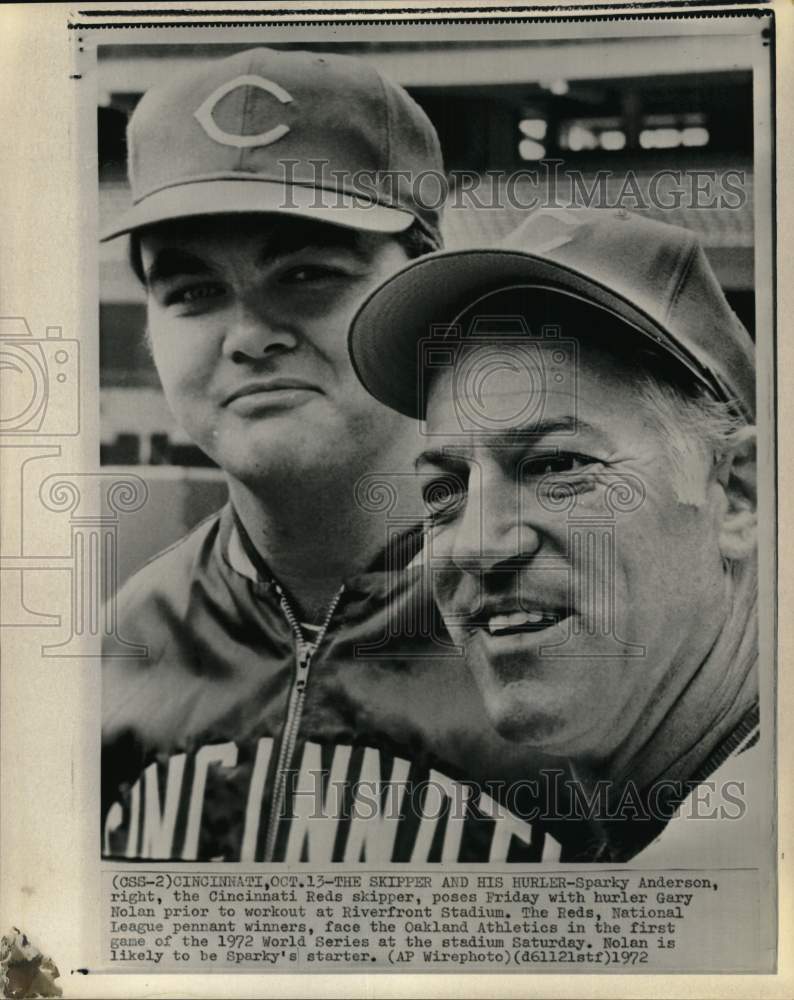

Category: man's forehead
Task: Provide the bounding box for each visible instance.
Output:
[423,337,640,438]
[426,341,572,423]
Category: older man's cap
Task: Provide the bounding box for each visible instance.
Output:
[348,208,756,420]
[101,46,443,245]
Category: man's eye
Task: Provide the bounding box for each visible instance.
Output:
[281,264,344,284]
[165,282,225,307]
[521,453,595,477]
[422,475,467,523]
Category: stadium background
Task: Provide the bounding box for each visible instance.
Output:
[97,38,756,585]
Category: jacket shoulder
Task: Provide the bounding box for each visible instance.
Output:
[110,511,224,655]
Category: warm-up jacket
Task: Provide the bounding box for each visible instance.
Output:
[102,505,565,863]
[102,505,759,864]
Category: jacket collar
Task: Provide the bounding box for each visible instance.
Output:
[220,502,426,596]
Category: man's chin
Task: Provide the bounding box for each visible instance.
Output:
[468,656,609,754]
[479,686,568,745]
[210,427,333,480]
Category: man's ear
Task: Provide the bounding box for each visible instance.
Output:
[714,425,757,561]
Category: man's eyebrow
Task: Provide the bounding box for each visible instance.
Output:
[415,416,604,468]
[145,249,214,287]
[415,448,470,470]
[145,225,368,287]
[490,416,590,442]
[260,222,367,262]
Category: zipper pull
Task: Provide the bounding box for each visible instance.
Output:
[295,643,311,690]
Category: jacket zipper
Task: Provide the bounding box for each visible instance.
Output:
[262,582,344,863]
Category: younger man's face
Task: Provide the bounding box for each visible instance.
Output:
[141,215,413,487]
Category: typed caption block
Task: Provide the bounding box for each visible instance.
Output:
[102,867,764,973]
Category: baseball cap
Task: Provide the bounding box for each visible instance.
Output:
[348,207,756,419]
[101,46,443,244]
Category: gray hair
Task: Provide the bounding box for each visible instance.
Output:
[635,374,749,506]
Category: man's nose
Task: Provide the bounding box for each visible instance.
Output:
[450,466,542,574]
[221,294,298,361]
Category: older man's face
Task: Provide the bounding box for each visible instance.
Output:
[419,339,732,759]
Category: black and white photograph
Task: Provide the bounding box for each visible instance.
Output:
[0,1,789,994]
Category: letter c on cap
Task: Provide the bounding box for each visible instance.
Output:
[194,74,294,149]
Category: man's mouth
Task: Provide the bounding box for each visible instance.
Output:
[223,377,321,406]
[453,598,571,638]
[486,610,562,635]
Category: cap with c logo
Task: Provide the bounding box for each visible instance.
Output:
[101,46,444,244]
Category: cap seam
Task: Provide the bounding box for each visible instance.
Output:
[129,172,412,210]
[102,177,417,241]
[374,68,393,175]
[236,61,256,173]
[666,236,698,323]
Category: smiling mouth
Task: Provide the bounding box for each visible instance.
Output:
[485,610,563,636]
[455,603,571,638]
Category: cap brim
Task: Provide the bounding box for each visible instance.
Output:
[348,247,734,419]
[100,178,414,241]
